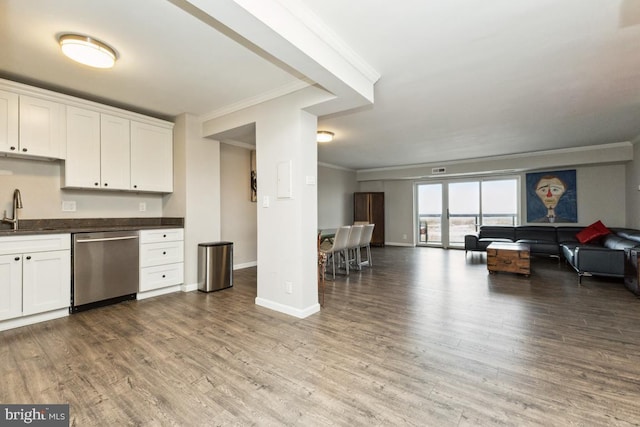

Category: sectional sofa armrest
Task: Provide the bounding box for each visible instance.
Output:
[464,234,480,251]
[574,246,626,276]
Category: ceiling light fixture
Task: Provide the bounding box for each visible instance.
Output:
[317,131,334,143]
[58,34,117,69]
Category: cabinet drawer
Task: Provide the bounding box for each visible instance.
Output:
[0,234,70,256]
[140,228,183,243]
[139,263,184,292]
[140,241,184,267]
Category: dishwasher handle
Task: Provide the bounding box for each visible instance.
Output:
[76,235,139,243]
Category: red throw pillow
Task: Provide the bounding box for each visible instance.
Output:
[576,220,611,244]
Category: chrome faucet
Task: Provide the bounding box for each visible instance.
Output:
[2,189,23,231]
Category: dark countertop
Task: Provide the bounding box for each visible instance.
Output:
[0,217,184,237]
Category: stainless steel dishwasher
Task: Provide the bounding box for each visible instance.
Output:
[71,230,139,313]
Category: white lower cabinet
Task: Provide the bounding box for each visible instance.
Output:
[139,228,184,295]
[0,253,22,321]
[0,234,71,326]
[22,250,71,316]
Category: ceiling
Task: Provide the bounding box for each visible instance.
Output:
[1,0,639,170]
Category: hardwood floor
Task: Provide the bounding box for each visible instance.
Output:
[2,247,640,426]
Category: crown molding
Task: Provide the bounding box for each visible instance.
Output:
[356,141,633,174]
[199,79,312,122]
[274,0,381,84]
[318,162,355,172]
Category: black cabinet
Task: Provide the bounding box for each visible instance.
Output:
[354,192,385,246]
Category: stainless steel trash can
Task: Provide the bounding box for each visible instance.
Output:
[198,242,233,292]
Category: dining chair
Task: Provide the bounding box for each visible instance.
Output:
[317,233,327,306]
[345,224,364,274]
[358,224,375,267]
[320,225,351,280]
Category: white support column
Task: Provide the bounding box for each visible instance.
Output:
[202,87,332,317]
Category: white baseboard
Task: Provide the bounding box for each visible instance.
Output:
[137,285,181,300]
[182,282,198,292]
[385,242,415,247]
[255,297,320,319]
[0,308,68,332]
[234,261,257,270]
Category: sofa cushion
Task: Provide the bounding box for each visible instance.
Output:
[515,226,556,243]
[615,229,640,244]
[576,220,611,244]
[478,226,514,240]
[556,227,584,244]
[602,234,640,251]
[516,240,559,255]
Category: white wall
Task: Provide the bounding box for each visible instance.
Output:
[220,144,258,268]
[547,164,625,226]
[360,163,629,246]
[0,157,164,219]
[317,164,358,229]
[165,114,221,289]
[626,140,640,229]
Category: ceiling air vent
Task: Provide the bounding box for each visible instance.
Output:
[431,167,446,174]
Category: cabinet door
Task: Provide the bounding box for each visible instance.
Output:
[369,192,385,246]
[19,95,65,159]
[130,121,173,192]
[65,106,101,188]
[0,254,22,321]
[101,114,131,190]
[22,250,70,316]
[0,90,19,154]
[354,193,370,222]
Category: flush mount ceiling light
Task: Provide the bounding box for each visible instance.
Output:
[317,131,334,143]
[58,34,117,69]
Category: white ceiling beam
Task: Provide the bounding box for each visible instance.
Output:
[170,0,380,116]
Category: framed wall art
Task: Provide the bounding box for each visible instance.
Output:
[526,169,577,223]
[250,150,257,202]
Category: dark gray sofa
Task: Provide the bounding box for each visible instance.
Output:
[561,228,640,283]
[465,225,580,257]
[465,225,640,284]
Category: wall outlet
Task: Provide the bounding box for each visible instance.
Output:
[61,201,76,212]
[139,202,146,212]
[285,281,293,294]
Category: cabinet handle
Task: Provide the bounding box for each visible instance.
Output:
[22,148,27,152]
[14,256,20,261]
[26,256,31,260]
[162,251,167,255]
[162,274,166,278]
[104,183,108,187]
[163,234,167,238]
[10,146,16,151]
[94,182,99,186]
[133,185,138,189]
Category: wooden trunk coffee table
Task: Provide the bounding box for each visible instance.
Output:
[487,242,530,277]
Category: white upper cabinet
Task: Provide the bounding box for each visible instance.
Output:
[66,107,132,190]
[0,78,174,193]
[18,95,65,159]
[130,121,173,193]
[100,114,131,190]
[0,90,19,154]
[65,106,101,188]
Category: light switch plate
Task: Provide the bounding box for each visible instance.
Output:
[262,196,270,208]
